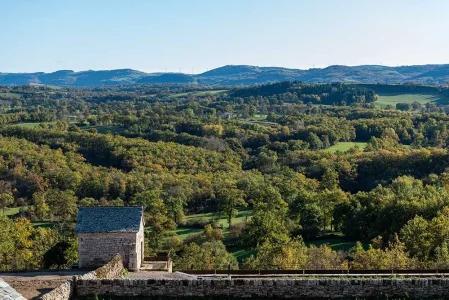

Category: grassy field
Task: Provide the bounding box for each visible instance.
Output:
[161,208,252,262]
[324,142,367,152]
[165,208,364,262]
[375,93,449,108]
[251,114,267,121]
[4,206,22,216]
[169,208,252,241]
[14,122,57,128]
[2,92,21,99]
[80,125,124,134]
[306,238,359,251]
[170,90,227,98]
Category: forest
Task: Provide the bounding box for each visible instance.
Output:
[1,81,449,271]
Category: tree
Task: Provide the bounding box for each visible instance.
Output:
[400,216,433,261]
[0,180,13,215]
[0,191,14,215]
[307,132,323,150]
[144,198,176,250]
[351,235,416,270]
[243,186,290,247]
[214,177,246,228]
[32,192,50,220]
[176,241,238,270]
[245,238,308,270]
[45,189,78,230]
[320,167,339,190]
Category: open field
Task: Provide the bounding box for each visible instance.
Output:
[375,93,449,108]
[1,92,21,99]
[80,125,124,134]
[4,206,22,216]
[324,142,367,152]
[165,209,362,262]
[251,114,267,121]
[167,208,252,241]
[170,90,228,98]
[14,122,57,128]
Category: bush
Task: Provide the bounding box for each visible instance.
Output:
[183,232,203,245]
[185,217,211,228]
[229,222,246,240]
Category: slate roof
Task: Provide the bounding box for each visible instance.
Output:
[75,206,143,233]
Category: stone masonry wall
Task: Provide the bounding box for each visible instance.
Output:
[78,232,137,269]
[76,278,449,299]
[39,254,124,300]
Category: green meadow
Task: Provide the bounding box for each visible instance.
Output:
[324,142,367,152]
[375,93,449,108]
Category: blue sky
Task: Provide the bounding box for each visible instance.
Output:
[1,0,448,73]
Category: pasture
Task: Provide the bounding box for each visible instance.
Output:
[375,93,449,108]
[324,142,367,152]
[170,89,227,98]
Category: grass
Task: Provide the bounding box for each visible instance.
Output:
[184,208,252,229]
[14,122,57,128]
[306,238,359,252]
[4,207,56,228]
[4,206,22,216]
[228,246,257,262]
[31,221,56,229]
[80,125,124,134]
[251,114,267,121]
[170,90,227,98]
[375,93,449,108]
[2,92,21,99]
[163,209,368,262]
[161,208,252,261]
[324,142,367,152]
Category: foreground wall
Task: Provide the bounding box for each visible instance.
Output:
[77,278,449,299]
[38,254,124,300]
[0,278,26,300]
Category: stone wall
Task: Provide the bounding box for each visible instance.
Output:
[39,254,124,300]
[76,278,449,299]
[78,232,135,269]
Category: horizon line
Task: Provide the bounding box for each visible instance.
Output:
[2,63,449,75]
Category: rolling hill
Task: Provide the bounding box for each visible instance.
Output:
[2,64,449,87]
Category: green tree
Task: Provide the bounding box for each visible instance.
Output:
[0,191,14,215]
[176,241,238,270]
[400,216,433,261]
[214,177,246,228]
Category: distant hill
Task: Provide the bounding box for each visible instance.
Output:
[2,64,449,86]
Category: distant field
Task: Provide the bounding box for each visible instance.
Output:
[2,92,21,99]
[251,114,267,121]
[14,122,56,128]
[80,125,124,134]
[375,93,449,108]
[4,207,22,216]
[170,90,227,98]
[324,142,367,152]
[14,121,77,128]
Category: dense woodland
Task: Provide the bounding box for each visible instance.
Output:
[2,82,449,271]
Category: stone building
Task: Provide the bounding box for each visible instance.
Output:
[75,206,144,271]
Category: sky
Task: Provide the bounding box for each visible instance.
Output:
[1,0,449,73]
